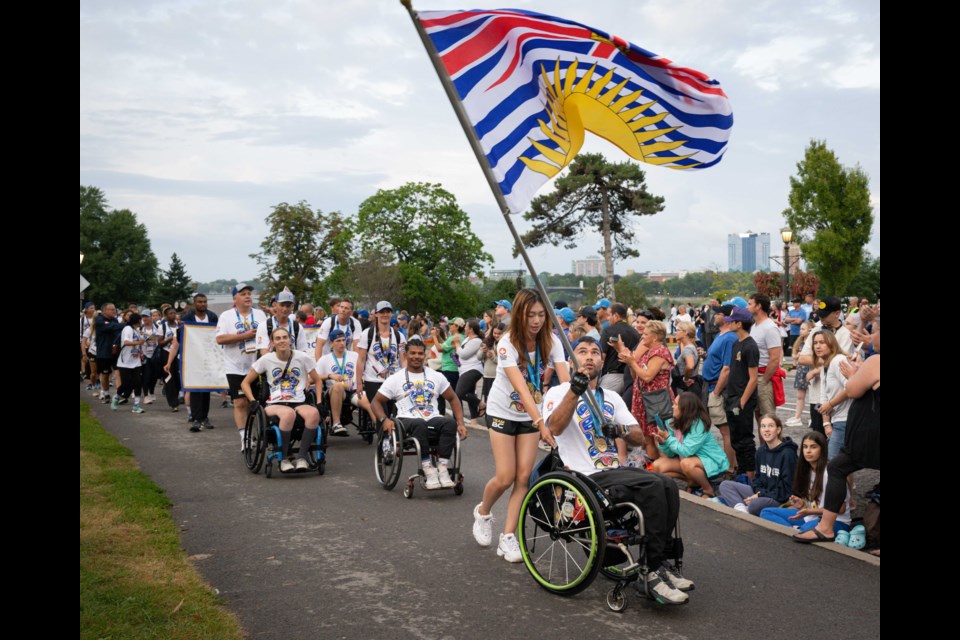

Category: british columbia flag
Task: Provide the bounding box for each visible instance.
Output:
[418,9,734,213]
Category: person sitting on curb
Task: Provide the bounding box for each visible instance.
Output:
[714,414,797,515]
[651,392,729,498]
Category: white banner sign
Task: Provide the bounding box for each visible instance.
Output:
[181,323,228,391]
[302,324,322,357]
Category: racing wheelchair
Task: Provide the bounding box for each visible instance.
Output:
[374,417,464,499]
[318,385,376,444]
[243,385,328,478]
[517,452,685,612]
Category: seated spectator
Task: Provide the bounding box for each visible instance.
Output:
[649,392,729,498]
[716,414,797,515]
[760,431,851,535]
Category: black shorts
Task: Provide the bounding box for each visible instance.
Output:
[266,401,306,410]
[227,373,252,400]
[96,357,116,374]
[363,380,383,402]
[486,414,538,436]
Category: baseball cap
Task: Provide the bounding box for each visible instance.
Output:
[357,309,370,319]
[818,296,842,316]
[493,299,513,311]
[723,307,753,324]
[558,308,576,324]
[83,301,95,309]
[375,300,393,313]
[578,305,598,319]
[719,304,736,317]
[594,298,611,310]
[723,296,748,308]
[553,300,569,310]
[328,329,346,341]
[232,282,254,296]
[276,286,296,304]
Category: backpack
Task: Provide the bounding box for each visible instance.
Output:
[365,325,403,357]
[267,317,300,343]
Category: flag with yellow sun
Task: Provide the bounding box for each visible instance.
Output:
[418,9,733,213]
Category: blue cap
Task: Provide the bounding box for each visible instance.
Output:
[232,282,254,296]
[724,296,748,308]
[723,307,753,323]
[83,301,95,309]
[328,329,346,341]
[390,317,399,327]
[357,309,370,319]
[594,298,611,310]
[479,319,487,332]
[558,308,576,324]
[493,299,512,311]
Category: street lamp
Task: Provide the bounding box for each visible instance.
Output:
[780,228,793,297]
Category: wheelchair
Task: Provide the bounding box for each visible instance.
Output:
[374,417,463,499]
[317,385,376,444]
[517,454,684,612]
[242,386,328,478]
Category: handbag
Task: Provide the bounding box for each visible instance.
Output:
[641,387,673,424]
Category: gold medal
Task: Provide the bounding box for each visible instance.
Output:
[595,437,607,452]
[533,390,543,404]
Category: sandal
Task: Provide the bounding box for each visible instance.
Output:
[847,524,867,550]
[792,528,835,544]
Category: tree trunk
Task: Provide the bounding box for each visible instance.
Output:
[601,186,616,301]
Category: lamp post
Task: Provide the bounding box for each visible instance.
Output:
[780,228,793,298]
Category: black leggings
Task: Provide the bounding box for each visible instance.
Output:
[118,366,143,399]
[403,416,457,460]
[438,371,459,416]
[824,450,862,514]
[141,358,160,396]
[456,370,483,419]
[481,376,494,402]
[164,356,181,408]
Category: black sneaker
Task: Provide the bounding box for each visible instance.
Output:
[118,397,129,405]
[220,400,229,409]
[201,419,214,430]
[189,422,202,433]
[186,414,193,423]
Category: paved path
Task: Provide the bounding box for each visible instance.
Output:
[83,386,879,640]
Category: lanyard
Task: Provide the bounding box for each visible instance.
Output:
[333,351,347,377]
[525,343,542,391]
[338,320,352,342]
[584,387,606,438]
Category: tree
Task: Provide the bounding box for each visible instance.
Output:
[80,186,159,305]
[339,248,403,309]
[788,271,820,299]
[753,272,783,299]
[613,274,649,310]
[355,183,492,314]
[250,201,351,304]
[155,253,193,307]
[782,140,874,296]
[520,153,665,300]
[845,254,879,299]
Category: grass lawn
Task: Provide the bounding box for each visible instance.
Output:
[80,401,244,640]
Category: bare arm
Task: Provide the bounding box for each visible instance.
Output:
[240,368,259,402]
[765,347,782,381]
[713,366,730,397]
[441,386,468,439]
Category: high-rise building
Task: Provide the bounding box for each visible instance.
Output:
[572,256,606,277]
[728,232,771,272]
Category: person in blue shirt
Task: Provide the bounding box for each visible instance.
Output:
[701,304,738,476]
[784,298,808,354]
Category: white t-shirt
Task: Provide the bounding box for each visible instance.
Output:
[316,350,360,392]
[80,315,93,343]
[799,323,852,404]
[487,333,566,422]
[118,326,143,369]
[750,318,782,368]
[216,308,268,376]
[83,327,97,356]
[141,325,161,358]
[317,316,364,355]
[377,367,450,420]
[251,351,317,404]
[543,384,635,476]
[255,317,308,353]
[356,326,407,382]
[806,469,852,526]
[822,357,851,423]
[455,336,484,375]
[158,320,179,352]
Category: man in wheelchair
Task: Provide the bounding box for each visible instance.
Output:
[541,337,692,605]
[241,327,323,473]
[372,338,468,489]
[316,329,377,436]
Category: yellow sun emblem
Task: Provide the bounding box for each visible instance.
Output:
[519,58,699,178]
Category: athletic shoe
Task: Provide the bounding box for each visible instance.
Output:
[496,533,523,563]
[733,503,750,514]
[201,419,214,430]
[472,504,494,546]
[645,568,689,605]
[189,422,202,433]
[332,424,348,437]
[280,459,295,473]
[295,457,310,471]
[186,414,193,422]
[221,400,229,409]
[784,417,803,428]
[110,395,119,411]
[143,395,155,405]
[660,562,695,591]
[131,405,145,414]
[171,406,179,412]
[423,462,441,489]
[100,395,110,404]
[118,397,128,405]
[437,463,455,488]
[86,384,93,391]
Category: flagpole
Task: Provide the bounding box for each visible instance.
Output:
[401,1,609,426]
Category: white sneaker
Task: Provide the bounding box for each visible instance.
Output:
[784,417,803,427]
[497,533,523,563]
[437,463,455,488]
[295,457,310,471]
[143,395,155,405]
[645,567,689,605]
[423,462,441,489]
[280,459,295,473]
[733,503,750,514]
[660,562,695,591]
[472,504,494,546]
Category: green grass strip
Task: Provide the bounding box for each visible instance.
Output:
[80,401,245,640]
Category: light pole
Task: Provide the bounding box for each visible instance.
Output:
[780,228,793,297]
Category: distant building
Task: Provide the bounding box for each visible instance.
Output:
[648,271,686,283]
[573,256,605,277]
[728,232,771,272]
[488,269,525,281]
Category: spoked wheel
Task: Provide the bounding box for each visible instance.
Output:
[518,472,606,596]
[374,426,403,490]
[243,408,267,473]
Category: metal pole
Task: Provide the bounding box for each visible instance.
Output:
[783,242,790,298]
[402,1,607,423]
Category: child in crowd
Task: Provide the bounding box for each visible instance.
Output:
[715,414,797,515]
[650,392,729,498]
[759,431,851,536]
[785,320,815,428]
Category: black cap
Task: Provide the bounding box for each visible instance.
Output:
[818,296,842,316]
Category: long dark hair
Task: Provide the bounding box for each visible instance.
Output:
[484,322,507,350]
[673,391,710,436]
[508,288,554,366]
[792,431,828,503]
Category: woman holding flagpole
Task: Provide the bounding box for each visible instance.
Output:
[472,288,569,563]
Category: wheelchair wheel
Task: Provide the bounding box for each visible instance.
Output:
[606,586,628,612]
[374,425,403,490]
[243,407,267,473]
[518,472,606,596]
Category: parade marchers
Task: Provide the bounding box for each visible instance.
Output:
[80,286,880,602]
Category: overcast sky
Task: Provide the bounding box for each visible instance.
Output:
[80,0,880,282]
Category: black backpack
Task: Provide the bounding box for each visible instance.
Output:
[267,317,301,343]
